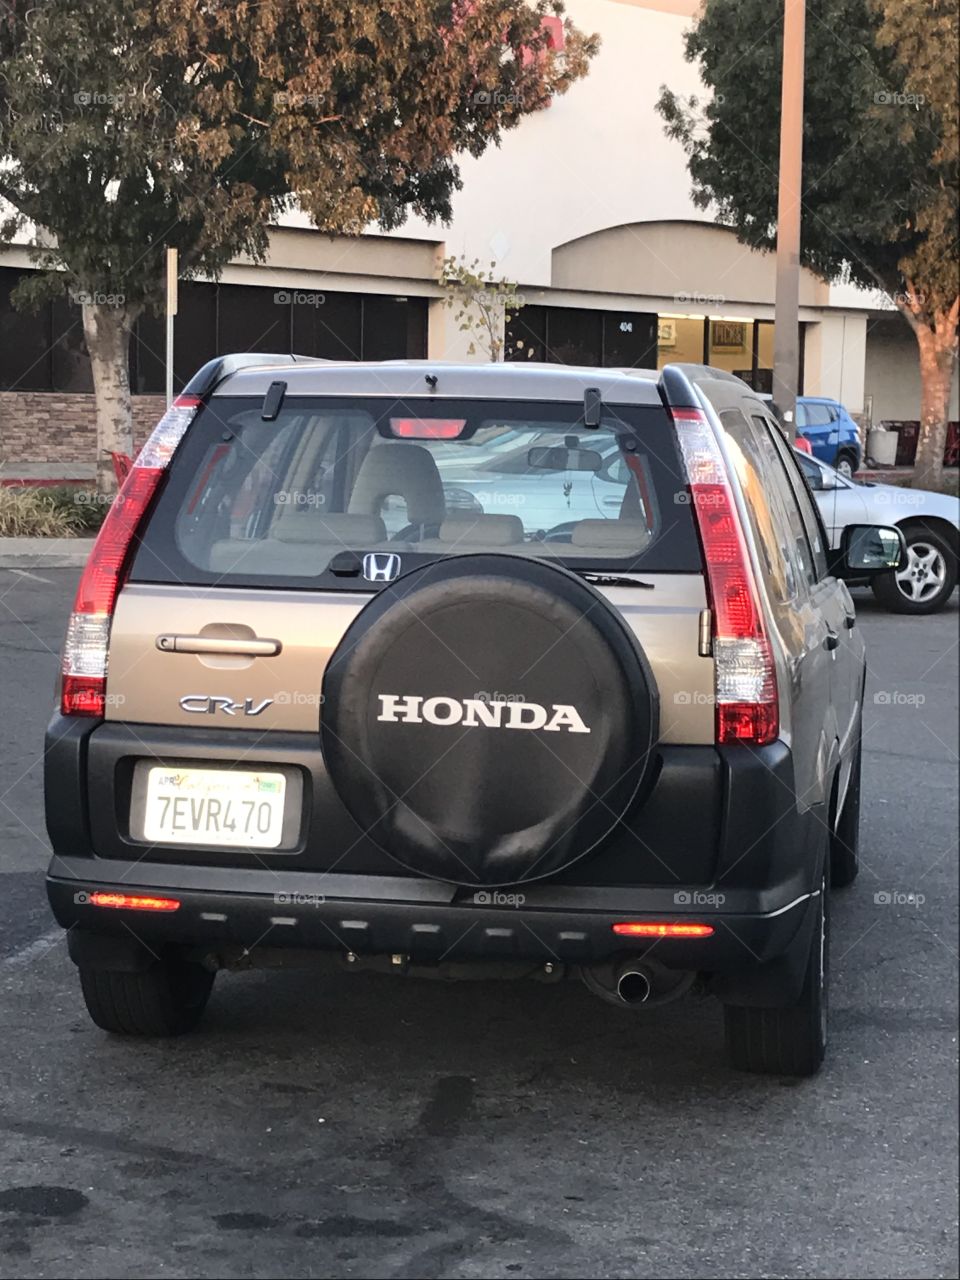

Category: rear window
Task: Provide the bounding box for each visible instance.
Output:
[131,396,702,588]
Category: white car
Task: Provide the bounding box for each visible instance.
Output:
[796,450,959,613]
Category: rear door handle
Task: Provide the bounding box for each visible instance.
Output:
[156,634,282,656]
[844,613,856,629]
[823,629,840,651]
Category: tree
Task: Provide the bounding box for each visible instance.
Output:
[440,254,526,360]
[0,0,596,493]
[657,0,958,487]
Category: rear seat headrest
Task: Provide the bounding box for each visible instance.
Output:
[571,520,649,550]
[437,515,524,546]
[273,511,386,545]
[348,442,446,527]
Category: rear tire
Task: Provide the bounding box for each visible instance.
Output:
[724,871,828,1077]
[835,449,857,478]
[78,954,214,1036]
[830,738,861,889]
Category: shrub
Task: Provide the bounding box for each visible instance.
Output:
[0,485,92,537]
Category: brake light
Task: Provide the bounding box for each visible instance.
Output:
[671,406,779,745]
[612,922,715,938]
[794,435,813,455]
[61,395,201,717]
[389,417,466,439]
[88,892,180,912]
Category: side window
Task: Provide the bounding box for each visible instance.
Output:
[717,408,801,603]
[796,452,824,490]
[748,415,817,587]
[763,420,830,580]
[805,403,833,427]
[795,402,807,427]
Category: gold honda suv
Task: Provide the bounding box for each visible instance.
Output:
[45,356,905,1075]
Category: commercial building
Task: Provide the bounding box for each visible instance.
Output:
[1,0,956,471]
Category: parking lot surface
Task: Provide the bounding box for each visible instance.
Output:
[1,569,957,1279]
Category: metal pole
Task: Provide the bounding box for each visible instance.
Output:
[165,248,178,408]
[772,0,805,439]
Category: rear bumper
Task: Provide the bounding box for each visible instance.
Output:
[47,859,818,977]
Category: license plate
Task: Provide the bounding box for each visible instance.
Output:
[141,766,287,848]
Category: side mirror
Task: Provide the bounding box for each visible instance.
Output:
[832,524,906,578]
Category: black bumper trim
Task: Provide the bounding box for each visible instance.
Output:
[47,868,816,973]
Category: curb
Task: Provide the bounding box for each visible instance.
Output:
[0,538,95,569]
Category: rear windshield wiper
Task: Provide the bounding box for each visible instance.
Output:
[578,572,654,589]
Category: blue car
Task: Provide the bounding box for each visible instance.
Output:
[762,394,863,476]
[795,396,863,476]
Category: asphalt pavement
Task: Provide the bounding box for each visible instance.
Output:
[0,568,957,1280]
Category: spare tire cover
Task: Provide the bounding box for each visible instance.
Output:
[321,554,658,887]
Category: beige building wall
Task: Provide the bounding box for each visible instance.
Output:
[864,314,960,423]
[551,221,828,308]
[803,314,868,414]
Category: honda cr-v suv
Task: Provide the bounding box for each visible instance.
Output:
[45,358,905,1075]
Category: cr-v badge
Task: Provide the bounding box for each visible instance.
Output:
[363,552,401,582]
[180,695,273,716]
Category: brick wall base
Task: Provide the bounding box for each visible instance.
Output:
[0,392,167,467]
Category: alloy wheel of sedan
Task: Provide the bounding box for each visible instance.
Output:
[895,539,947,604]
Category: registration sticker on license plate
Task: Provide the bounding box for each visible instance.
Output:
[141,766,287,848]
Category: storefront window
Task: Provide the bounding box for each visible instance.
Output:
[656,316,703,369]
[707,319,752,377]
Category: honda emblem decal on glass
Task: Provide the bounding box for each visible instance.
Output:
[363,553,402,582]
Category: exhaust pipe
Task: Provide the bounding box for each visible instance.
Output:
[616,966,653,1005]
[580,957,696,1009]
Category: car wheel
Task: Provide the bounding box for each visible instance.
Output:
[723,870,828,1077]
[78,953,215,1036]
[872,524,957,614]
[830,736,861,888]
[835,450,857,479]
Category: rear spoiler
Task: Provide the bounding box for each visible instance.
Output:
[181,353,330,400]
[657,362,746,413]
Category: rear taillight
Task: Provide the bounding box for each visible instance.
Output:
[61,395,201,717]
[671,406,779,746]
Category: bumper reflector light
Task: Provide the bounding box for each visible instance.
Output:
[88,892,181,913]
[612,921,715,938]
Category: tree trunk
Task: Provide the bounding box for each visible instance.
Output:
[912,313,957,490]
[81,300,138,497]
